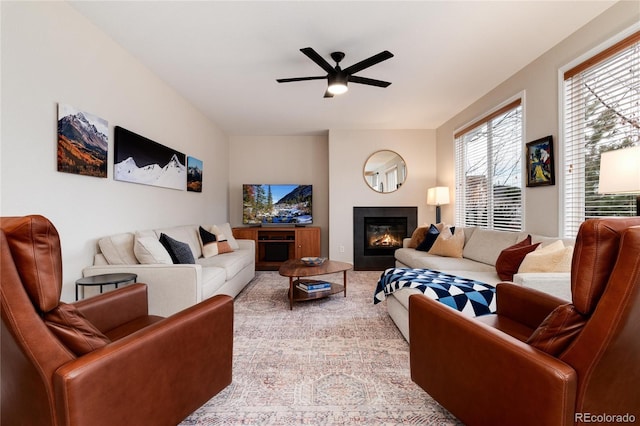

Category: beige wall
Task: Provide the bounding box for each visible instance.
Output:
[228,135,330,255]
[328,129,437,263]
[435,1,639,237]
[228,130,435,261]
[1,2,229,301]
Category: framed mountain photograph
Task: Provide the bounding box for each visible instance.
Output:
[57,104,108,178]
[187,156,203,193]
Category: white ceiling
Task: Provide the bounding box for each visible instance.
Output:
[69,1,615,136]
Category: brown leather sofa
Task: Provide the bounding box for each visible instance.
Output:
[1,215,234,426]
[410,217,640,426]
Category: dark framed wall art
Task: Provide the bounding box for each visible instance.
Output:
[114,126,186,191]
[526,135,555,187]
[187,156,203,193]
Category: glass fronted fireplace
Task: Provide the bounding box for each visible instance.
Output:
[364,217,407,256]
[353,207,417,270]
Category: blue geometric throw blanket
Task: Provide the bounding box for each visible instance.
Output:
[374,268,497,317]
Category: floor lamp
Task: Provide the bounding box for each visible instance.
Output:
[598,146,640,216]
[427,186,450,223]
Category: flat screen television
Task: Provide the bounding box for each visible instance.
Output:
[243,184,312,225]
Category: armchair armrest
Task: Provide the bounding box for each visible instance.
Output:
[409,294,576,426]
[74,284,151,333]
[496,283,567,330]
[54,295,233,426]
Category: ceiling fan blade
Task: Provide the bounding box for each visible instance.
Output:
[276,76,326,83]
[343,50,394,75]
[323,89,334,98]
[300,47,336,74]
[348,75,392,88]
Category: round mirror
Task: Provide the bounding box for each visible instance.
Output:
[363,150,407,193]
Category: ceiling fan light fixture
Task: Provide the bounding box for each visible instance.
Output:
[276,47,393,97]
[327,73,348,95]
[328,82,348,95]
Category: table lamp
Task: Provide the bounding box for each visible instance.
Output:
[427,186,450,223]
[598,145,640,215]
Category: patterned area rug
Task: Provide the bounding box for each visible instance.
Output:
[180,271,462,425]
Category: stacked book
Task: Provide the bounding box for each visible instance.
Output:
[297,280,332,293]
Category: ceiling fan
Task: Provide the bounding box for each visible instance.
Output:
[276,47,394,98]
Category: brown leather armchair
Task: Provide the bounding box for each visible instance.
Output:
[1,215,234,426]
[409,217,640,426]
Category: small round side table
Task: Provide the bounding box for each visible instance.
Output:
[75,273,137,301]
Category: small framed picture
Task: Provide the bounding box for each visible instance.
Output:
[526,135,555,187]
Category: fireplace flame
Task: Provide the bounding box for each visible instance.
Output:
[369,232,402,248]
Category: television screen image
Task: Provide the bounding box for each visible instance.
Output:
[243,184,312,225]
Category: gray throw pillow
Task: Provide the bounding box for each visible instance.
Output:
[159,233,195,264]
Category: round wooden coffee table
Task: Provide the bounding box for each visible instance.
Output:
[278,259,352,309]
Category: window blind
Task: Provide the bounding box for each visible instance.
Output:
[455,99,523,231]
[563,31,640,238]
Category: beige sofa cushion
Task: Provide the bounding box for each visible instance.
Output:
[153,225,202,259]
[200,266,227,299]
[462,228,523,266]
[98,233,137,265]
[395,248,496,272]
[198,249,253,281]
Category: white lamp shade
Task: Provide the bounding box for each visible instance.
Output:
[427,186,450,206]
[598,146,640,194]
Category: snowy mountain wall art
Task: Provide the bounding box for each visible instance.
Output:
[57,104,108,178]
[114,126,187,191]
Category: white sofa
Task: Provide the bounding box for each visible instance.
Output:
[388,226,573,341]
[82,223,255,317]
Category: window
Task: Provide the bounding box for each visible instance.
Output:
[455,99,523,231]
[563,31,640,238]
[385,167,398,192]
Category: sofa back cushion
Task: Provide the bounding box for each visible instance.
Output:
[463,226,477,246]
[153,225,202,259]
[98,233,137,265]
[462,228,522,266]
[531,235,575,248]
